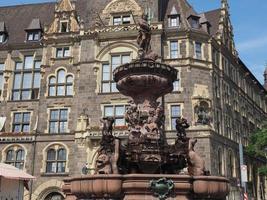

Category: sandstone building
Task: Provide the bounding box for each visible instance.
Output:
[0,0,266,199]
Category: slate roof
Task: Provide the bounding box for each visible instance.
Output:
[0,21,6,32]
[0,0,222,45]
[203,9,221,36]
[163,0,216,34]
[26,18,42,30]
[0,2,55,45]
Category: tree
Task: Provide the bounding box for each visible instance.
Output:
[246,122,267,176]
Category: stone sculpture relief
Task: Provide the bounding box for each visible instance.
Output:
[194,101,211,125]
[102,0,142,17]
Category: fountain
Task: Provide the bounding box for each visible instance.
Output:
[63,14,229,200]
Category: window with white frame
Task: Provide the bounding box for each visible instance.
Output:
[195,42,202,59]
[49,109,68,134]
[27,31,40,41]
[12,56,41,100]
[170,105,181,130]
[173,80,179,92]
[102,54,131,93]
[103,105,127,126]
[56,47,70,58]
[170,41,179,59]
[48,69,73,96]
[12,112,31,133]
[0,63,4,96]
[5,147,25,169]
[113,15,131,25]
[168,15,179,27]
[46,147,66,173]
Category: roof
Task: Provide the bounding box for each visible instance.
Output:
[0,21,6,32]
[203,8,221,36]
[0,0,112,45]
[0,2,55,45]
[0,163,35,180]
[26,18,42,30]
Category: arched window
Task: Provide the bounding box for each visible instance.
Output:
[48,69,73,96]
[218,149,223,175]
[228,151,235,177]
[44,192,64,200]
[5,147,25,169]
[46,147,66,173]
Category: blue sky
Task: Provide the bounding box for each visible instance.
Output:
[0,0,266,83]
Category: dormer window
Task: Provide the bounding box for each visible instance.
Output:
[0,21,7,44]
[187,15,200,29]
[192,18,199,29]
[113,15,131,25]
[27,31,40,41]
[60,21,69,33]
[25,18,42,42]
[168,15,180,27]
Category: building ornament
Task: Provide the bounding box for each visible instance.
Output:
[102,0,142,18]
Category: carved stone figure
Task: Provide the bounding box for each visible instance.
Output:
[100,117,115,148]
[95,153,112,174]
[187,139,206,176]
[175,117,190,138]
[137,13,151,55]
[136,14,159,61]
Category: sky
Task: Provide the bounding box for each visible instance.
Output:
[0,0,266,83]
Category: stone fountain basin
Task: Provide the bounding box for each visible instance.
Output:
[113,60,178,98]
[63,174,229,200]
[63,174,122,199]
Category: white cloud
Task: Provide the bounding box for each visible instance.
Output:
[237,35,267,51]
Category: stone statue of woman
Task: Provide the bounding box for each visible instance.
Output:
[137,13,151,56]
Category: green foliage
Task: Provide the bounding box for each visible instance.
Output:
[246,122,267,176]
[246,122,267,158]
[258,166,267,176]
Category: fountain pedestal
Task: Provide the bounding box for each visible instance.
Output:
[63,14,230,200]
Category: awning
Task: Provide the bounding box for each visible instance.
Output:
[0,163,35,181]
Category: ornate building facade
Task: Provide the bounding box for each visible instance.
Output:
[0,0,266,199]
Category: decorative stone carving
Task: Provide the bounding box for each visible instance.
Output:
[149,178,174,200]
[102,0,142,17]
[194,101,211,125]
[76,113,89,132]
[46,0,80,34]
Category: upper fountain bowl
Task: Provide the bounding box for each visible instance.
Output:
[113,59,178,99]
